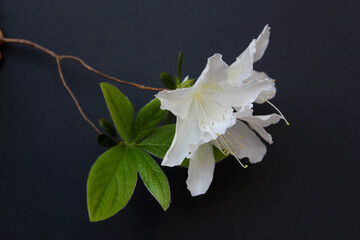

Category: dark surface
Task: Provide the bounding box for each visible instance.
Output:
[1,0,359,239]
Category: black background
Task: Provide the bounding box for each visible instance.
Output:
[1,0,359,239]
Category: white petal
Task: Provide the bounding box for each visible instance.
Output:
[194,54,229,88]
[253,25,270,63]
[207,76,273,108]
[234,104,253,117]
[223,121,267,164]
[227,40,256,86]
[161,103,202,167]
[155,87,194,119]
[186,143,215,196]
[243,71,276,104]
[240,114,283,144]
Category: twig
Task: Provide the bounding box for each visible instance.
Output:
[56,57,102,134]
[0,35,168,133]
[1,37,166,91]
[61,55,166,91]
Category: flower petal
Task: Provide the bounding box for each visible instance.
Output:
[186,143,215,196]
[239,113,283,144]
[194,53,229,88]
[161,103,202,167]
[234,104,253,116]
[222,121,267,164]
[253,25,270,63]
[206,76,273,109]
[155,87,194,119]
[227,40,256,86]
[243,71,276,104]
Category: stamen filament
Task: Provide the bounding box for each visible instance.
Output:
[259,97,290,126]
[217,135,248,168]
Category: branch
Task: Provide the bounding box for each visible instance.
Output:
[0,33,168,134]
[60,55,166,91]
[1,37,166,91]
[56,57,102,134]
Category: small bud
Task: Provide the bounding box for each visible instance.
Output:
[96,133,117,148]
[180,78,195,88]
[98,118,118,139]
[160,72,176,89]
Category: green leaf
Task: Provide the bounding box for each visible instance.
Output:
[137,124,175,159]
[133,98,166,143]
[96,133,117,148]
[180,146,228,167]
[87,145,137,222]
[160,72,176,89]
[100,82,134,143]
[98,118,118,139]
[129,148,170,210]
[177,51,183,79]
[175,76,181,87]
[163,110,175,125]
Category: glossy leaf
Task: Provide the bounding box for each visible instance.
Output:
[160,72,176,89]
[87,145,137,222]
[130,148,170,210]
[100,82,134,143]
[133,98,166,143]
[137,124,175,159]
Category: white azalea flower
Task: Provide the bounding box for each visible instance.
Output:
[155,54,273,167]
[156,25,284,197]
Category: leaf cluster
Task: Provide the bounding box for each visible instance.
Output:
[87,83,174,222]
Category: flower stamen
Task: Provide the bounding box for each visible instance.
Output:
[258,96,290,125]
[216,135,248,168]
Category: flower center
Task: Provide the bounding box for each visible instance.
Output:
[194,92,229,137]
